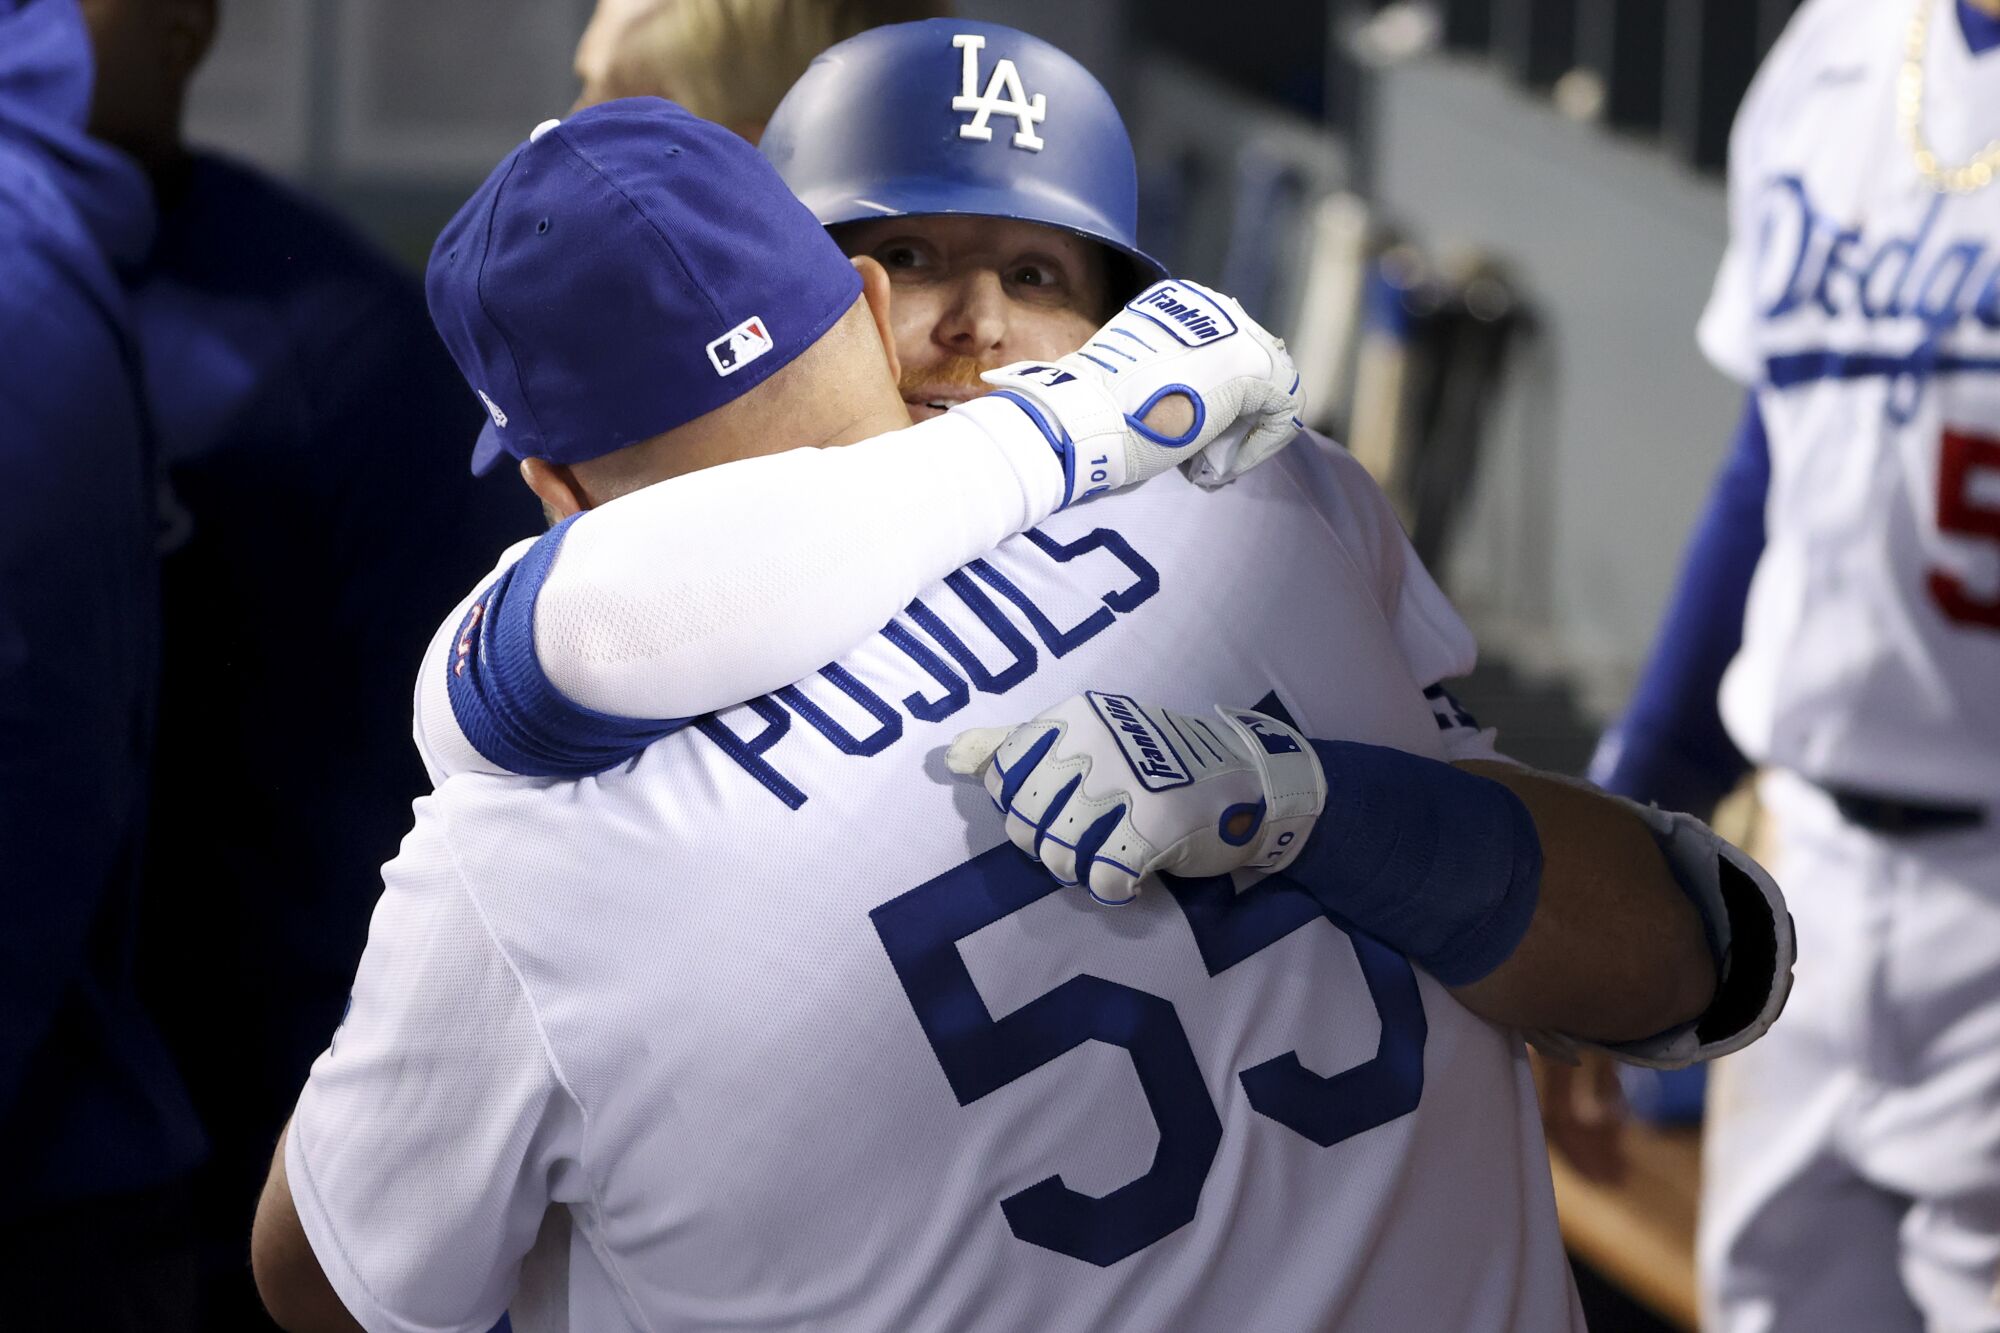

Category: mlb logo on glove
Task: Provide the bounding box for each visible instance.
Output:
[1231,710,1303,755]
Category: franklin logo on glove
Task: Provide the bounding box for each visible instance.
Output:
[1130,283,1236,346]
[947,692,1326,905]
[1091,691,1192,789]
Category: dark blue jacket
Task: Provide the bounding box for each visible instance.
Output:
[132,151,537,1226]
[0,0,204,1213]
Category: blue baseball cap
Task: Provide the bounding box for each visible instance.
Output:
[428,98,864,476]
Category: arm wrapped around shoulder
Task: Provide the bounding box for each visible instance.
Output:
[945,690,1793,1058]
[946,693,1544,990]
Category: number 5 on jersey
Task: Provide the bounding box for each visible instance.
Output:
[1930,428,2000,629]
[871,847,1427,1267]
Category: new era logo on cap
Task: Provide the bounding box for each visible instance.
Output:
[476,389,509,428]
[707,316,775,377]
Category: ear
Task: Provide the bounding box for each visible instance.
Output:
[852,255,901,388]
[520,457,591,518]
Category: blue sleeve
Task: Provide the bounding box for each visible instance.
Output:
[446,516,694,778]
[1285,739,1543,987]
[0,229,156,1115]
[1589,393,1769,816]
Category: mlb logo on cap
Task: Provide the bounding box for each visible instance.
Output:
[707,316,775,377]
[425,98,862,475]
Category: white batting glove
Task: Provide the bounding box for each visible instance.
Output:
[945,691,1327,905]
[980,279,1304,506]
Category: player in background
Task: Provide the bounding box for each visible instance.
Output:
[570,0,945,134]
[77,1,540,1323]
[0,1,204,1327]
[567,0,652,104]
[1588,0,2000,1327]
[254,98,1771,1333]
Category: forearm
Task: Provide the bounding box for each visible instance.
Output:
[952,695,1758,1059]
[950,695,1753,1056]
[1286,741,1715,1043]
[1447,762,1717,1042]
[537,395,1063,718]
[252,1122,364,1333]
[426,396,1067,779]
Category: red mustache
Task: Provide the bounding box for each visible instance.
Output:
[899,356,994,400]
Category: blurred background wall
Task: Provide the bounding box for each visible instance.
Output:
[183,0,1780,754]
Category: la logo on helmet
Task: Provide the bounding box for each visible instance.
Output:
[951,34,1046,152]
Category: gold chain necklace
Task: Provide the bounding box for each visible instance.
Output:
[1899,0,2000,192]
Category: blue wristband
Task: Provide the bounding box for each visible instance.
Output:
[446,515,691,778]
[1286,740,1543,986]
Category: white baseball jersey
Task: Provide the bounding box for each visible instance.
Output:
[287,438,1584,1332]
[1703,0,2000,804]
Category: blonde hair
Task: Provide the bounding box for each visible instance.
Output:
[598,0,948,133]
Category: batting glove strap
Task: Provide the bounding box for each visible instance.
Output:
[981,278,1305,507]
[1209,706,1325,875]
[977,372,1132,507]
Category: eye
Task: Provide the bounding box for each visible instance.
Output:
[874,240,936,273]
[1007,258,1069,296]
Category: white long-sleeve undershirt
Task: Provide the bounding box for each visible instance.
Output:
[416,395,1065,780]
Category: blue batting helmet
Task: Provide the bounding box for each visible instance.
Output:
[760,19,1167,294]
